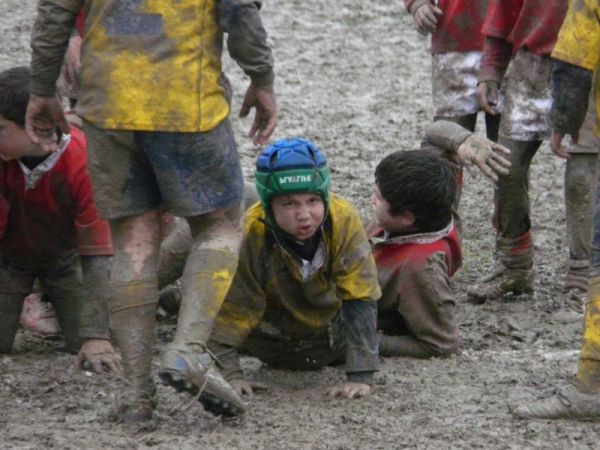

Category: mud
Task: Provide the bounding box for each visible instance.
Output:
[2,1,599,448]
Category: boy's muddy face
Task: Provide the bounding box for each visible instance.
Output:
[271,193,325,241]
[0,117,39,161]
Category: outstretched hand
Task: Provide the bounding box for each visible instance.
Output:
[77,338,122,374]
[412,3,443,35]
[240,84,277,145]
[328,382,372,399]
[25,95,70,153]
[229,378,269,396]
[457,134,511,183]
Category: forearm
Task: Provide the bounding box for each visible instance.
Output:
[548,60,593,135]
[218,0,275,88]
[425,120,472,154]
[79,255,111,340]
[343,300,379,385]
[30,1,81,97]
[479,36,513,84]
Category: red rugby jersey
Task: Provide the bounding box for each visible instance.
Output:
[0,127,112,265]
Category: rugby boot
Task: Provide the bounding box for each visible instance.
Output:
[158,247,244,416]
[467,232,534,304]
[110,281,158,423]
[514,276,600,420]
[513,384,600,420]
[159,343,245,417]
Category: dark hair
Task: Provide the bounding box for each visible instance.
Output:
[374,149,456,232]
[0,66,30,128]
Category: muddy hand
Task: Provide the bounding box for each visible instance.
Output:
[78,338,122,374]
[328,382,372,399]
[413,3,443,35]
[25,95,69,153]
[550,129,577,159]
[457,134,511,183]
[230,378,269,397]
[240,84,277,145]
[477,81,500,116]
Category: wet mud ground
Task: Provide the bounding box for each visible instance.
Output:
[1,1,599,448]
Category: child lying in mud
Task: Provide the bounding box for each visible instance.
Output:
[198,123,510,413]
[370,120,510,358]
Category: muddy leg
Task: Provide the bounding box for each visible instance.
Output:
[159,202,245,416]
[0,261,34,353]
[563,154,598,310]
[468,138,540,303]
[109,209,161,422]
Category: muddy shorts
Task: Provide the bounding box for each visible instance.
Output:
[84,118,244,220]
[499,50,552,141]
[431,51,502,117]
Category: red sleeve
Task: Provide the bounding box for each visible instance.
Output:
[481,0,522,40]
[67,128,113,256]
[479,36,514,83]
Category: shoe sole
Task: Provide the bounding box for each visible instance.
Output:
[159,369,245,417]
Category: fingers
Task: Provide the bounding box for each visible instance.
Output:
[239,99,251,118]
[103,354,122,373]
[328,383,371,399]
[414,5,442,34]
[477,83,497,116]
[252,113,277,146]
[550,130,570,159]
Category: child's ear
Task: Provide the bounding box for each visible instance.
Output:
[398,210,416,228]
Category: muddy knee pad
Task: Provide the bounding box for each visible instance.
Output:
[0,295,25,353]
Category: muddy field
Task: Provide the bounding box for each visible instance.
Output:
[1,1,599,448]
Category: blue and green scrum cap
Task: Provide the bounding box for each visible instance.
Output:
[255,138,330,221]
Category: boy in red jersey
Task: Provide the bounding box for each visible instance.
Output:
[371,120,510,358]
[470,0,596,309]
[0,66,119,373]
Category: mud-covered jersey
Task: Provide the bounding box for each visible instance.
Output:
[368,220,462,358]
[552,0,600,72]
[42,0,227,132]
[211,194,381,372]
[550,0,600,135]
[405,0,489,54]
[0,127,113,265]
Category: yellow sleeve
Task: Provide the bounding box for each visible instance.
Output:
[552,0,600,71]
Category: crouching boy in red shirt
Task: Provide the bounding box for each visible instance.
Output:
[0,66,119,373]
